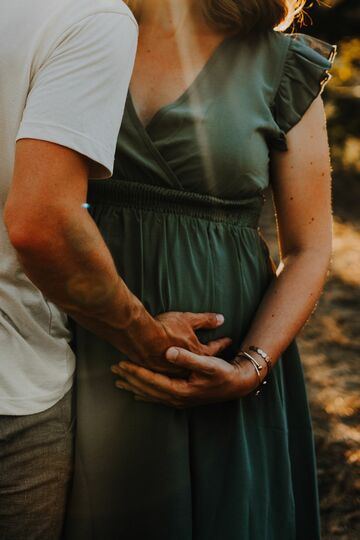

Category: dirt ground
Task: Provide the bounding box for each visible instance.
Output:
[260,178,360,539]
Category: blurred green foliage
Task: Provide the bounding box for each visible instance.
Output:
[327,37,360,175]
[331,38,360,89]
[295,1,360,220]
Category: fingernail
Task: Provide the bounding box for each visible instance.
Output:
[111,365,119,374]
[167,348,179,362]
[116,382,124,389]
[216,314,225,325]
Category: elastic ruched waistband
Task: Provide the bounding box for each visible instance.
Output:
[88,179,263,227]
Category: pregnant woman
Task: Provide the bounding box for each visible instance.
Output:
[65,0,336,538]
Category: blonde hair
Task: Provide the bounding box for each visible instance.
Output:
[124,0,306,33]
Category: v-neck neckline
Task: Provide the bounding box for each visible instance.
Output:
[128,32,237,132]
[126,92,186,190]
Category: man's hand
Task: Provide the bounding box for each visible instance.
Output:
[5,142,230,375]
[111,347,259,407]
[144,312,232,373]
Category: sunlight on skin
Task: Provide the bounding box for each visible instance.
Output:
[167,0,218,190]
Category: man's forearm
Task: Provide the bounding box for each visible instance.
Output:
[7,203,163,357]
[5,141,228,369]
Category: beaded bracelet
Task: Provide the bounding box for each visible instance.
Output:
[249,346,273,378]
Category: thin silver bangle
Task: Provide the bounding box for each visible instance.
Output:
[236,351,263,396]
[238,351,263,372]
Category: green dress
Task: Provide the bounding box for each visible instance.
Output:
[65,31,335,540]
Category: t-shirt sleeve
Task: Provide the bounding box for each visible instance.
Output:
[270,33,336,151]
[16,12,138,178]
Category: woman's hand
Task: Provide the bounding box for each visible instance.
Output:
[111,347,259,407]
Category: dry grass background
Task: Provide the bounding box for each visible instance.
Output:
[260,191,360,538]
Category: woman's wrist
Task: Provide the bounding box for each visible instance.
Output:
[234,345,273,396]
[231,355,260,396]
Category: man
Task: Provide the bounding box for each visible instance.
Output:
[0,2,226,538]
[0,1,137,537]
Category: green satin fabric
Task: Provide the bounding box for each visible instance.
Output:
[65,29,335,539]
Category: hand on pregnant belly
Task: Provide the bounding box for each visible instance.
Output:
[112,347,259,408]
[124,311,233,375]
[155,312,232,359]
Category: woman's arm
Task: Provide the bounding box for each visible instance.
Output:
[239,94,332,359]
[112,96,333,406]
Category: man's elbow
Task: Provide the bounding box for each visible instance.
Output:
[4,203,54,258]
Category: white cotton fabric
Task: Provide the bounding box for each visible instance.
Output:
[0,0,138,415]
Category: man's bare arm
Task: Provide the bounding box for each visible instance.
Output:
[4,140,230,369]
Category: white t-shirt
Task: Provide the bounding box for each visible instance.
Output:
[0,0,138,415]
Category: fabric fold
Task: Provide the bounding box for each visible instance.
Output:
[271,33,336,150]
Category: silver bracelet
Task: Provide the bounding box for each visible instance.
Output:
[236,351,264,396]
[239,350,263,372]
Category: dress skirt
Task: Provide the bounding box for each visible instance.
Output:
[64,180,320,540]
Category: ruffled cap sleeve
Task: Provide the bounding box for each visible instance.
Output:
[271,33,336,151]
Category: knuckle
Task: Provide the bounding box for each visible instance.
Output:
[169,381,183,397]
[174,387,187,400]
[177,382,192,399]
[201,344,211,356]
[207,359,217,373]
[148,375,161,388]
[207,345,218,356]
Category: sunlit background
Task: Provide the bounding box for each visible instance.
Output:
[260,1,360,538]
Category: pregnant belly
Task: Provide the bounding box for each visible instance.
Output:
[93,205,272,352]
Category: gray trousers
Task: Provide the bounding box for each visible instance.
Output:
[0,389,74,540]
